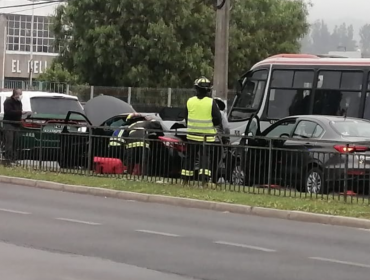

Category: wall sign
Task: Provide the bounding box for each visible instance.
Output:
[11,60,48,74]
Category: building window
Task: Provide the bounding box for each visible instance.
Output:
[6,14,59,54]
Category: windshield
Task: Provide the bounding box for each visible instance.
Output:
[229,69,268,121]
[30,97,83,115]
[330,120,370,137]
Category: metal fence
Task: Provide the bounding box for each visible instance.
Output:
[0,80,236,112]
[1,121,370,204]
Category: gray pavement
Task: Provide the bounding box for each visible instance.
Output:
[0,183,370,280]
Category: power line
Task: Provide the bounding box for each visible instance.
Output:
[0,0,64,10]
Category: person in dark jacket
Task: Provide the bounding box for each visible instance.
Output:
[3,89,27,165]
[121,114,164,175]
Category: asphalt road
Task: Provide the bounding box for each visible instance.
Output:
[0,183,370,280]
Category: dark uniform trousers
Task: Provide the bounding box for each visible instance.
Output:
[125,141,150,175]
[122,120,163,175]
[181,139,213,182]
[4,124,20,163]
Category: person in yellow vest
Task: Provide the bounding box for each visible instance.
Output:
[181,77,222,186]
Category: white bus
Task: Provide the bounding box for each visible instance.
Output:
[228,53,370,135]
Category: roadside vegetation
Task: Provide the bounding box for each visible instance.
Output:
[0,166,369,219]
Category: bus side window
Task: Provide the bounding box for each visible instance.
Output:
[267,70,314,119]
[314,71,362,118]
[363,73,370,120]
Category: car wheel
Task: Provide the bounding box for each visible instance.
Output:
[304,167,325,194]
[231,165,245,185]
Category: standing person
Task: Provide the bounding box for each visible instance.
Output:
[212,98,230,183]
[181,77,222,186]
[120,113,164,175]
[3,89,26,165]
[214,97,230,139]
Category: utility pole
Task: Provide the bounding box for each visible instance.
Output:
[28,0,36,88]
[213,0,230,103]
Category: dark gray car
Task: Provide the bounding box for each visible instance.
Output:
[232,115,370,194]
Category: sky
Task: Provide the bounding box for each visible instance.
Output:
[1,0,369,29]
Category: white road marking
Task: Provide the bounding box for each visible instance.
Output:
[359,228,370,232]
[0,208,31,215]
[309,257,370,269]
[135,229,180,237]
[55,218,101,226]
[214,241,276,252]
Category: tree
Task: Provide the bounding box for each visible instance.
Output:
[332,23,357,51]
[229,0,309,83]
[360,24,370,55]
[300,33,313,54]
[37,61,80,84]
[53,0,309,87]
[310,20,332,54]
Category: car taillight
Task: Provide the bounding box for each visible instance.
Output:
[334,145,368,153]
[159,136,186,152]
[22,119,46,129]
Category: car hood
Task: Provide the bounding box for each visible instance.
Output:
[84,95,136,126]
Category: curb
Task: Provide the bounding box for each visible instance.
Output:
[1,175,370,229]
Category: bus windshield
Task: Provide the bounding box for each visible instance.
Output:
[229,69,268,121]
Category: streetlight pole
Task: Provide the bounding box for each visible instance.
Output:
[213,0,230,104]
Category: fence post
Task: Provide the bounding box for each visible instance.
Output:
[167,88,172,107]
[38,127,43,170]
[90,85,94,100]
[141,131,147,181]
[128,87,132,104]
[66,84,70,95]
[38,81,42,91]
[87,127,93,173]
[344,143,349,202]
[267,139,273,194]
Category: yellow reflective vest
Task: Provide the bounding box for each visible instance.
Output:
[186,96,216,142]
[109,129,125,147]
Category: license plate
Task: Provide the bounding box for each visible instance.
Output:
[43,125,64,133]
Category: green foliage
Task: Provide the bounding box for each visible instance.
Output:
[52,0,309,87]
[37,61,80,84]
[230,0,309,83]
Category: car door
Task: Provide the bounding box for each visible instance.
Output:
[280,120,324,185]
[251,118,298,185]
[60,111,93,169]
